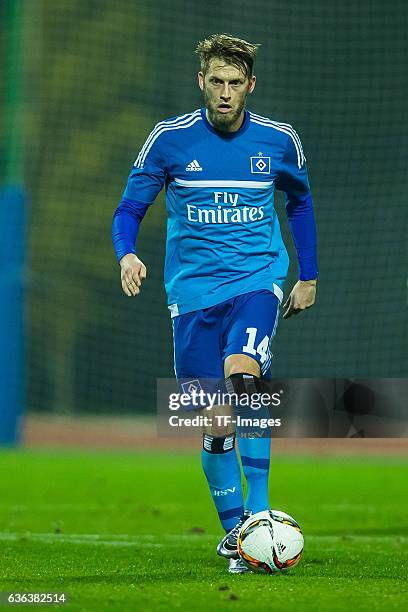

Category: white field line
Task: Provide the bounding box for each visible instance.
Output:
[0,533,213,547]
[0,532,406,548]
[0,504,180,512]
[321,504,377,512]
[0,504,121,511]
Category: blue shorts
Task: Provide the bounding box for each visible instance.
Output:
[172,290,280,388]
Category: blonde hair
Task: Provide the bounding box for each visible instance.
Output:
[195,33,260,78]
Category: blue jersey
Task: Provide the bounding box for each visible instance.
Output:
[112,108,317,316]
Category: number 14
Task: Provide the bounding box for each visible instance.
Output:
[242,327,270,364]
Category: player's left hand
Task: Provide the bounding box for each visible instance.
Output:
[283,279,317,319]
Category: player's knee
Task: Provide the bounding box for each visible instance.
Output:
[224,354,260,378]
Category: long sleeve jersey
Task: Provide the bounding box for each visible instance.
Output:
[112,107,317,317]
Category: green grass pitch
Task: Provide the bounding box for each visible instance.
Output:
[0,450,407,611]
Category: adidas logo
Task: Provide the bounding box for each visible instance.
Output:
[186,159,202,171]
[276,542,287,553]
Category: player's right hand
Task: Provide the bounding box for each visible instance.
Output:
[119,253,147,297]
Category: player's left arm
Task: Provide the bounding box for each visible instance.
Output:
[274,128,318,319]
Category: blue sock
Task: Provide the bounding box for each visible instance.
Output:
[201,433,244,532]
[237,436,271,513]
[225,373,272,514]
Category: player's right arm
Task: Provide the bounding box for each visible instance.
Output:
[112,125,167,296]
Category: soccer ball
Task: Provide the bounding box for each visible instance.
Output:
[237,509,304,574]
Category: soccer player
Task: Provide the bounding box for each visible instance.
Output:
[112,34,317,573]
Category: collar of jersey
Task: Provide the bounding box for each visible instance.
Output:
[200,107,250,138]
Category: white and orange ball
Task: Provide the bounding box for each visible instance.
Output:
[237,509,304,574]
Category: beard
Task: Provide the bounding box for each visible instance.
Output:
[203,88,246,132]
